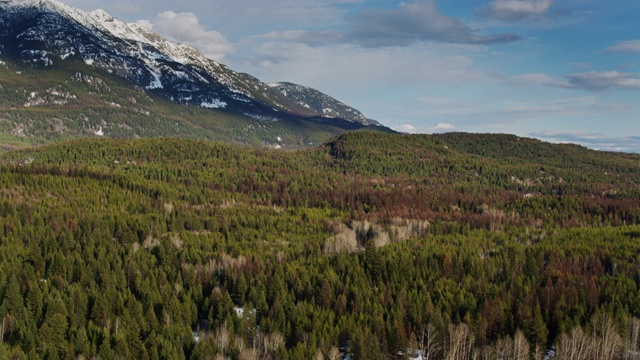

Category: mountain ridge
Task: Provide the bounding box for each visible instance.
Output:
[0,0,384,149]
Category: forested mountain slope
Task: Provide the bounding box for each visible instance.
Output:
[0,0,386,150]
[0,58,386,151]
[0,132,639,359]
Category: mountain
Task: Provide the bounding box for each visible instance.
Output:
[267,82,379,126]
[0,0,385,149]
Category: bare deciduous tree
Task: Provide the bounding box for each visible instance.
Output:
[591,313,623,360]
[555,314,633,360]
[0,314,8,343]
[215,325,231,351]
[327,346,341,360]
[446,323,475,360]
[493,336,513,360]
[556,327,592,360]
[626,318,640,360]
[533,341,545,360]
[262,331,285,358]
[312,349,324,360]
[238,347,259,360]
[513,330,530,360]
[421,323,440,360]
[235,336,246,353]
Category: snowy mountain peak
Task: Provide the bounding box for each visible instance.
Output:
[4,0,101,29]
[0,0,374,125]
[89,9,112,21]
[268,82,370,124]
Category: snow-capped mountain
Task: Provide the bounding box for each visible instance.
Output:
[268,82,378,126]
[0,0,371,124]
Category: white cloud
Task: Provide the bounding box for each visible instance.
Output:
[233,38,498,131]
[424,102,584,119]
[429,123,456,132]
[532,130,602,141]
[530,131,640,153]
[250,30,343,47]
[504,71,640,92]
[347,0,520,46]
[479,0,554,22]
[603,40,640,53]
[240,42,487,92]
[247,0,521,48]
[556,71,640,92]
[396,124,417,133]
[140,11,235,61]
[401,95,629,124]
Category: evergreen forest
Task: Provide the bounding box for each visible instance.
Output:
[1,132,640,359]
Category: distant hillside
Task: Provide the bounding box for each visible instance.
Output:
[2,131,640,359]
[432,132,640,167]
[4,132,639,227]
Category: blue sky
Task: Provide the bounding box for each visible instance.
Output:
[60,0,640,152]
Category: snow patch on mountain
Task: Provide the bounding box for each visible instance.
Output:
[200,99,227,109]
[1,0,373,125]
[269,82,369,124]
[146,72,163,90]
[243,113,279,122]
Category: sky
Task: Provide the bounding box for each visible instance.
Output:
[58,0,640,153]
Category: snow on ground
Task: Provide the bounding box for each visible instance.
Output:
[146,71,163,90]
[200,99,227,109]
